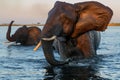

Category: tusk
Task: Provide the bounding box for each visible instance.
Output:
[42,35,56,41]
[33,41,42,51]
[4,41,11,43]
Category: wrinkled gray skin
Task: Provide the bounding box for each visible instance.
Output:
[41,1,113,66]
[6,21,41,45]
[53,31,101,60]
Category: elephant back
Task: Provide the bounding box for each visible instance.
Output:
[27,27,41,45]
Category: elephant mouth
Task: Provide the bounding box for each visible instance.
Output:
[41,35,68,66]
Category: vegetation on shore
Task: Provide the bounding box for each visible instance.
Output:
[0,23,120,27]
[0,23,44,27]
[108,23,120,26]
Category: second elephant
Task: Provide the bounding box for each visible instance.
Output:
[6,21,41,45]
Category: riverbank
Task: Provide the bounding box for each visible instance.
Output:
[0,23,120,27]
[108,23,120,26]
[0,24,44,27]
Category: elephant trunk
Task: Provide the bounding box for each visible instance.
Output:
[6,21,15,42]
[41,38,68,66]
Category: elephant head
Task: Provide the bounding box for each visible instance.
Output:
[6,21,29,45]
[6,21,42,45]
[41,1,113,66]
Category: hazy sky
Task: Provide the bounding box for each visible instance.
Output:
[0,0,119,24]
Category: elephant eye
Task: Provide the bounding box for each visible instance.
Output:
[64,20,69,24]
[60,16,66,23]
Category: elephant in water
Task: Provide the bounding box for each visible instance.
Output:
[6,21,41,45]
[39,1,113,66]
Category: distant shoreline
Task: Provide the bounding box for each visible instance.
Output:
[0,24,44,27]
[0,23,120,27]
[108,23,120,26]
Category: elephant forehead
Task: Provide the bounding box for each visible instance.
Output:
[17,27,27,32]
[48,1,75,18]
[14,28,28,36]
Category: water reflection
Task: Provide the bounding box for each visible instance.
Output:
[43,58,109,80]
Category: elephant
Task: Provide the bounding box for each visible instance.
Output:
[40,1,113,66]
[6,21,41,45]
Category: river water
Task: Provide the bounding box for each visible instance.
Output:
[0,26,120,80]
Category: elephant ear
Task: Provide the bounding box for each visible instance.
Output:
[94,8,113,31]
[73,1,113,37]
[56,2,77,36]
